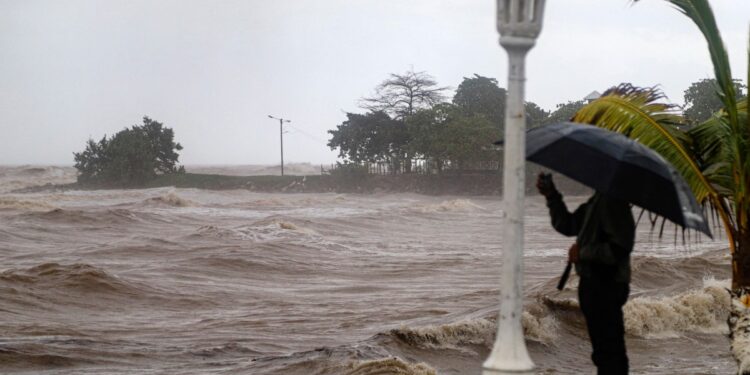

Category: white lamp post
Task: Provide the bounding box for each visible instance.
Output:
[483,1,545,374]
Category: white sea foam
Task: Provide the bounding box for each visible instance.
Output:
[391,312,558,350]
[146,192,195,207]
[728,287,750,373]
[411,199,485,213]
[522,311,559,344]
[0,196,57,211]
[0,166,76,193]
[391,318,495,349]
[624,277,730,337]
[344,357,435,375]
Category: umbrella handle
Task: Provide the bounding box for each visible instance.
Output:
[556,262,572,291]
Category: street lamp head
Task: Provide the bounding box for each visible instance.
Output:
[269,115,290,122]
[497,0,545,48]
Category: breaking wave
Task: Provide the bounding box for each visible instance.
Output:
[387,274,731,359]
[390,318,495,349]
[624,277,730,337]
[0,166,77,193]
[409,199,486,213]
[144,192,194,207]
[241,197,287,207]
[522,311,559,344]
[543,276,731,338]
[193,225,242,239]
[21,208,145,225]
[389,312,557,350]
[0,263,140,295]
[0,196,57,211]
[191,218,319,242]
[343,358,436,375]
[246,217,320,238]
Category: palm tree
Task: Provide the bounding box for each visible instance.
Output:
[570,0,749,370]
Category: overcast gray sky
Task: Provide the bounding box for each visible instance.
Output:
[1,0,748,166]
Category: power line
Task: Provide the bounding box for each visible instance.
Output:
[286,124,328,146]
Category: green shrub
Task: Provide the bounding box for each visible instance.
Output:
[73,117,183,185]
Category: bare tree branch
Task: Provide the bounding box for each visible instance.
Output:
[360,69,449,119]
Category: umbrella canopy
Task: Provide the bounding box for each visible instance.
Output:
[525,122,711,237]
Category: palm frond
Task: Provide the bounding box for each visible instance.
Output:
[740,99,749,184]
[573,84,714,202]
[573,84,737,249]
[689,114,734,193]
[667,0,739,130]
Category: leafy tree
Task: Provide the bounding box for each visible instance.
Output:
[327,111,406,165]
[140,117,183,174]
[453,74,506,128]
[453,74,547,130]
[683,78,746,125]
[74,116,183,185]
[525,102,550,128]
[360,69,448,119]
[544,100,586,125]
[439,111,501,170]
[73,136,110,183]
[574,0,748,368]
[406,104,501,171]
[352,69,450,171]
[406,104,455,165]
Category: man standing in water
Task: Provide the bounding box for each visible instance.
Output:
[537,173,635,375]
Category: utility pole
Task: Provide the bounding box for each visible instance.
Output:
[268,115,290,176]
[483,1,545,374]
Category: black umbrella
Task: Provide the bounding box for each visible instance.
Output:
[524,121,711,237]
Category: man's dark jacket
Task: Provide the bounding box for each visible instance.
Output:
[546,191,635,283]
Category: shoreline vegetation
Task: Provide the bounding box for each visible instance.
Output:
[15,170,591,196]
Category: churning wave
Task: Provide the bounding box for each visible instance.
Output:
[190,217,319,242]
[245,217,320,238]
[0,196,57,211]
[624,277,730,337]
[389,311,557,351]
[0,166,737,374]
[19,207,150,226]
[343,358,436,375]
[0,166,76,193]
[0,263,142,295]
[408,199,486,214]
[0,262,212,316]
[390,318,496,349]
[0,348,90,370]
[143,192,195,207]
[544,276,730,338]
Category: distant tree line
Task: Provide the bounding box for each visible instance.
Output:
[328,70,567,173]
[74,116,184,185]
[327,68,745,174]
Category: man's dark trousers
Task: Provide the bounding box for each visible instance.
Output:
[578,270,630,375]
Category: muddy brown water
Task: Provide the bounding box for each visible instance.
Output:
[0,166,736,374]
